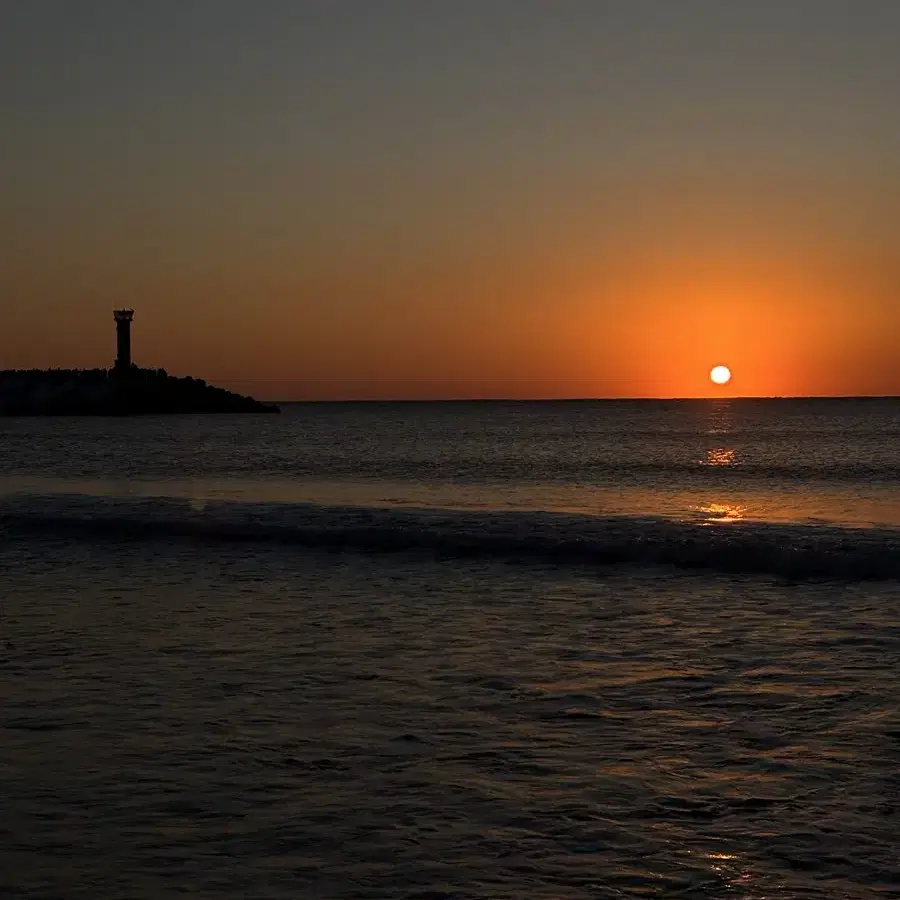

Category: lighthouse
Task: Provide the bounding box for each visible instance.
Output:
[113,308,135,370]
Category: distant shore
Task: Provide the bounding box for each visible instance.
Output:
[0,368,279,416]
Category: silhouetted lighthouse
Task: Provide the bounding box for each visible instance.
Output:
[113,308,135,370]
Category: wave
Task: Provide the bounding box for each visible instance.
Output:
[3,493,900,582]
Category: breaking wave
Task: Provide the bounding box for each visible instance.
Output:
[3,492,900,582]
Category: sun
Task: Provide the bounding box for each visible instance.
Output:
[710,365,732,386]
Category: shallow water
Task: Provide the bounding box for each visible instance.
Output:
[3,536,900,898]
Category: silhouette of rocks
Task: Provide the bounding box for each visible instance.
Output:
[0,367,279,416]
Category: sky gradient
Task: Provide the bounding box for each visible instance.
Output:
[3,0,900,398]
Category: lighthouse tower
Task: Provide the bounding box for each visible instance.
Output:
[113,309,135,371]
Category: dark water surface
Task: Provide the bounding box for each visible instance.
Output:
[2,400,900,897]
[3,398,900,526]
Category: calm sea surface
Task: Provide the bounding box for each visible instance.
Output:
[2,399,899,898]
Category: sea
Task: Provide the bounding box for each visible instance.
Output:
[2,398,899,899]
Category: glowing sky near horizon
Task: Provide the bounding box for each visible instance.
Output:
[3,1,900,398]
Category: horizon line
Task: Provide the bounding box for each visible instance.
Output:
[265,394,900,404]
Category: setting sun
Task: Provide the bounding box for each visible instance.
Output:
[710,365,732,386]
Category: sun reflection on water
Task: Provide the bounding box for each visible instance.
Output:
[705,447,736,467]
[690,848,769,898]
[702,400,739,468]
[705,398,733,436]
[695,502,746,524]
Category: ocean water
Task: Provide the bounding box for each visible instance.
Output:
[2,399,899,898]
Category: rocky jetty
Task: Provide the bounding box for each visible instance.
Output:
[0,367,279,416]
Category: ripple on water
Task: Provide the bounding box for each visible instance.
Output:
[2,536,899,899]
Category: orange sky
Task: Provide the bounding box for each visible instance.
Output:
[3,3,900,399]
